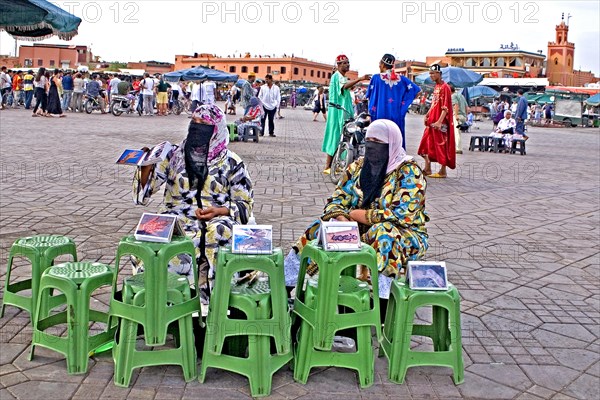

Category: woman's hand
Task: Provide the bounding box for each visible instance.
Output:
[335,215,350,222]
[195,206,228,221]
[349,209,369,225]
[431,121,442,130]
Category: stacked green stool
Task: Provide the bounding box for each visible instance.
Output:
[200,247,292,397]
[292,241,382,387]
[1,235,78,323]
[29,261,116,374]
[380,278,464,384]
[109,235,200,387]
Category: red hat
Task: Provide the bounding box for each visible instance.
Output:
[336,54,349,63]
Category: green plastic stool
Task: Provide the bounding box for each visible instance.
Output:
[112,272,197,387]
[380,278,464,385]
[293,240,381,351]
[228,123,239,142]
[293,275,376,387]
[29,262,116,374]
[200,247,292,397]
[110,235,199,346]
[1,235,77,323]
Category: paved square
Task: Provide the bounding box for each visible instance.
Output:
[1,106,598,399]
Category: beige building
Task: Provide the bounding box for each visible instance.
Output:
[445,47,545,79]
[174,53,358,84]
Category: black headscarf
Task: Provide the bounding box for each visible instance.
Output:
[359,141,389,207]
[184,122,214,204]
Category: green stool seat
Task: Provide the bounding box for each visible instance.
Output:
[110,235,199,346]
[29,261,116,374]
[293,275,376,387]
[293,241,382,351]
[110,235,199,387]
[228,123,239,141]
[1,235,77,323]
[112,272,197,387]
[380,278,464,385]
[200,247,292,398]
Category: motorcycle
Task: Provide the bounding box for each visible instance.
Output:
[329,103,371,183]
[110,91,141,116]
[83,94,104,114]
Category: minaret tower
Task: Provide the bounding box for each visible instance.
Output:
[546,12,575,85]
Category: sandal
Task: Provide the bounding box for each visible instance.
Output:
[322,168,331,175]
[428,173,447,178]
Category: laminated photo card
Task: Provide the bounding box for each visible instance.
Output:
[407,261,448,291]
[134,213,184,243]
[318,220,361,251]
[232,225,273,254]
[116,141,173,166]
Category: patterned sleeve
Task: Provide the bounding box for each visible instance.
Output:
[132,149,173,205]
[227,156,254,224]
[400,76,421,116]
[439,85,449,113]
[366,162,427,228]
[322,160,360,221]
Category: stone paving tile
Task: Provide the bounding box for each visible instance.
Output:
[0,388,17,399]
[1,107,599,399]
[562,374,599,400]
[7,381,80,399]
[71,383,107,400]
[458,372,521,399]
[466,364,532,391]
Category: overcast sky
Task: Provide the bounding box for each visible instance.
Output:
[1,0,598,77]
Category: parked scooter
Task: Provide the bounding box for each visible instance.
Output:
[110,91,141,116]
[329,103,371,183]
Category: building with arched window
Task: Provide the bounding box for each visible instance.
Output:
[173,53,357,84]
[444,48,546,79]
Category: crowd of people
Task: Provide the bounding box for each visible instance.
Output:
[2,54,558,314]
[126,53,455,320]
[0,66,228,117]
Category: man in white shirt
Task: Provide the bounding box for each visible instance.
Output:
[190,81,203,114]
[108,74,120,102]
[0,66,12,110]
[258,74,281,137]
[202,80,216,105]
[140,73,155,116]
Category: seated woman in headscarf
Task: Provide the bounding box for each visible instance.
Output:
[490,109,518,149]
[234,96,264,139]
[133,104,254,303]
[284,119,429,312]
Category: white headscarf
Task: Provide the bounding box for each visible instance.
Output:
[365,119,413,173]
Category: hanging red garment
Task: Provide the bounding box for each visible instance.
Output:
[417,81,456,169]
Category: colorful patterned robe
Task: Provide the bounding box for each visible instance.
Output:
[133,142,253,302]
[294,158,429,297]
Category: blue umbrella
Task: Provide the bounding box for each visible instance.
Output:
[0,0,81,40]
[164,66,238,82]
[466,86,498,98]
[585,93,600,106]
[415,66,483,88]
[461,86,499,101]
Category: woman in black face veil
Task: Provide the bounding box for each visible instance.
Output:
[134,104,254,304]
[284,119,430,312]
